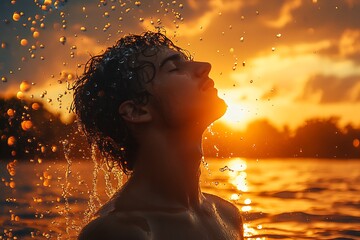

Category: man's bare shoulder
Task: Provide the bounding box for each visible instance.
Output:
[203,193,244,228]
[78,212,151,240]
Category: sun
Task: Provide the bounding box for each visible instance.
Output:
[219,101,253,129]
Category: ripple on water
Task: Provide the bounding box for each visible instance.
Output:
[271,211,360,223]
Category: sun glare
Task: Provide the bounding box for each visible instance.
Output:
[219,101,253,129]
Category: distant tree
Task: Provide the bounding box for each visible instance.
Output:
[242,119,287,157]
[292,117,346,158]
[0,97,88,161]
[343,123,360,158]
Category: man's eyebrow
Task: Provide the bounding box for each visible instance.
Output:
[159,53,182,69]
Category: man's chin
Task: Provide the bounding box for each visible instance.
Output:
[206,97,227,123]
[215,98,228,119]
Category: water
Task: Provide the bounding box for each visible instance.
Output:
[1,158,359,240]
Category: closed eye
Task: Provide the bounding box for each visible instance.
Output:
[169,67,179,72]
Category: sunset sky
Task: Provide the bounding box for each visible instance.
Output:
[1,0,360,130]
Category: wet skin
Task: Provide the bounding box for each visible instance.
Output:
[78,47,244,240]
[79,193,243,240]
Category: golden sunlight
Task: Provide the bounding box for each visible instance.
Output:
[219,100,253,129]
[227,158,248,192]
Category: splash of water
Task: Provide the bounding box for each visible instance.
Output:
[83,144,103,224]
[102,160,123,199]
[61,139,72,238]
[201,156,209,171]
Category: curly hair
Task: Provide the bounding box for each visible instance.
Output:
[71,31,191,174]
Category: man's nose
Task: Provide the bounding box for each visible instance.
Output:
[193,61,211,78]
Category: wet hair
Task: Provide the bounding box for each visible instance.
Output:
[71,31,191,174]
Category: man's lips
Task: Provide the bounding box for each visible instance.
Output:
[201,78,215,91]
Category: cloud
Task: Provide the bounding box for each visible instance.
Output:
[339,29,360,58]
[227,37,360,115]
[300,74,360,104]
[266,0,302,28]
[163,0,244,36]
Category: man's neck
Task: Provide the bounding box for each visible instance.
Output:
[126,128,205,210]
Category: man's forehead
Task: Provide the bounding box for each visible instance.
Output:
[138,47,182,64]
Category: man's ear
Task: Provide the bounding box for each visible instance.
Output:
[118,100,152,123]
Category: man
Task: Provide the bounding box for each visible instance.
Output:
[73,31,244,240]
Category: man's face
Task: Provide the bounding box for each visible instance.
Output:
[144,47,227,130]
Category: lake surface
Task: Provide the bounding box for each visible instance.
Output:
[1,158,359,239]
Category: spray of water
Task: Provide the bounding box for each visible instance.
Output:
[102,160,123,199]
[61,139,72,238]
[83,144,103,224]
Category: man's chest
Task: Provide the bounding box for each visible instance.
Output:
[139,211,240,240]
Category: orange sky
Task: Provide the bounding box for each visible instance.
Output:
[1,0,360,130]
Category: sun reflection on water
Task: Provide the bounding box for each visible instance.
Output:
[227,158,248,192]
[223,158,265,239]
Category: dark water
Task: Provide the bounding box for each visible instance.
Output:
[1,158,359,239]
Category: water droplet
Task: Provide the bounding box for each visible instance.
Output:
[21,120,33,131]
[250,80,253,83]
[33,31,40,38]
[13,12,21,21]
[135,1,141,6]
[20,81,31,92]
[7,109,15,117]
[1,76,7,82]
[51,145,57,152]
[229,48,234,54]
[276,33,282,38]
[242,61,246,67]
[272,47,276,51]
[240,36,244,42]
[32,102,40,110]
[59,36,66,45]
[80,26,86,31]
[9,181,16,188]
[219,166,230,172]
[7,136,16,146]
[20,39,28,46]
[17,91,25,99]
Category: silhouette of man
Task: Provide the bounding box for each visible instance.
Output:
[73,31,244,240]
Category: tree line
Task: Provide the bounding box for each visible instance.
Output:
[1,97,359,161]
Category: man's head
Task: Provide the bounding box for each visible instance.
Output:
[72,31,226,173]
